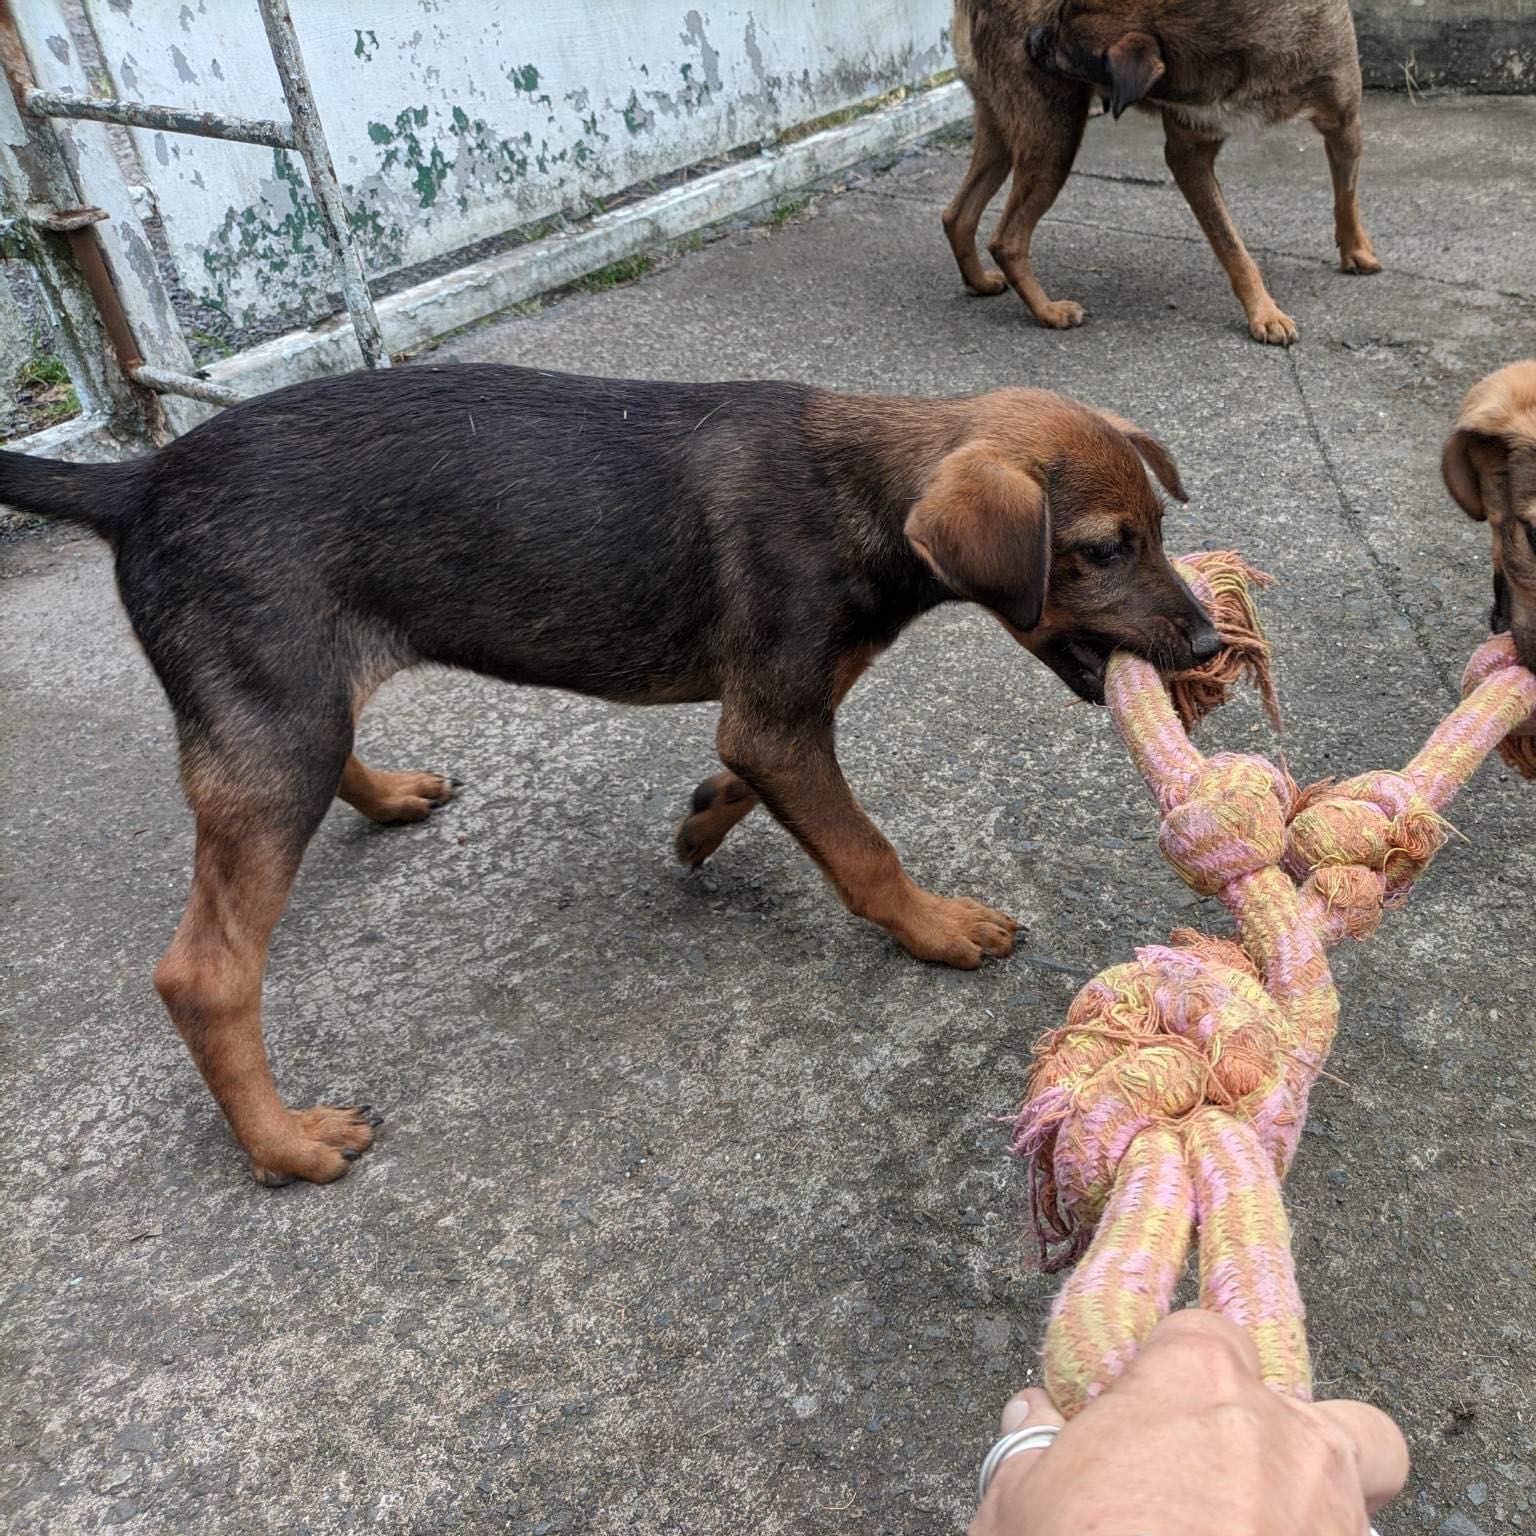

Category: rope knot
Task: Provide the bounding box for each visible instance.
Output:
[1284,771,1447,938]
[1157,753,1290,895]
[1014,939,1293,1267]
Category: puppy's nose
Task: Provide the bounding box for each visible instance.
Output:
[1188,625,1222,663]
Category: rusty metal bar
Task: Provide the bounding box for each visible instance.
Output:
[130,363,242,409]
[21,86,295,149]
[257,0,388,369]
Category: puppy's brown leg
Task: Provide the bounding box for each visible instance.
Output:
[675,769,760,866]
[155,744,378,1186]
[676,645,884,866]
[1162,119,1297,346]
[716,708,1016,968]
[942,104,1013,296]
[987,106,1091,330]
[338,754,457,824]
[1311,105,1380,275]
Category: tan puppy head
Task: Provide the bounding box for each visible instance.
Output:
[905,390,1219,702]
[1442,360,1536,670]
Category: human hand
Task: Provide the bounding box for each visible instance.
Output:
[970,1310,1409,1535]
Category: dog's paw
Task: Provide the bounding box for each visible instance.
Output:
[965,271,1009,297]
[1248,306,1299,346]
[1339,244,1382,275]
[674,771,758,867]
[1036,299,1088,330]
[357,771,458,824]
[248,1104,384,1187]
[890,893,1018,969]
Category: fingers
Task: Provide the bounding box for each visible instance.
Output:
[999,1386,1066,1435]
[1313,1400,1411,1513]
[1131,1306,1263,1385]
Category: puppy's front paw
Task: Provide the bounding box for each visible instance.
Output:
[1339,243,1381,275]
[1035,299,1088,330]
[890,892,1018,969]
[1248,305,1299,346]
[247,1104,384,1187]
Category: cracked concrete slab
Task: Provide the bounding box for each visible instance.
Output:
[3,93,1535,1534]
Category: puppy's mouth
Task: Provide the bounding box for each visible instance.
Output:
[1035,632,1117,703]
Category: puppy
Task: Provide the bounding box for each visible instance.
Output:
[1,364,1218,1185]
[1443,360,1536,671]
[946,0,1381,344]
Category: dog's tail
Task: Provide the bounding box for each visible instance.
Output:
[0,447,146,537]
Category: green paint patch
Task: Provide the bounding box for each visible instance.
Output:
[354,29,378,61]
[571,254,653,293]
[510,63,539,92]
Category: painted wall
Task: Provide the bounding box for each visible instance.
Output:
[52,1,951,334]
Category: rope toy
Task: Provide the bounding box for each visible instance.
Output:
[1011,552,1536,1418]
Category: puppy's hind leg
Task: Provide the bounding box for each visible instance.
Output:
[1311,101,1381,275]
[942,103,1013,296]
[338,754,457,824]
[155,709,381,1186]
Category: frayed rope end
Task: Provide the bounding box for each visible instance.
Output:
[1167,551,1282,734]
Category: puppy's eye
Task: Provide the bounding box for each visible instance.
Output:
[1079,539,1127,567]
[1525,521,1536,558]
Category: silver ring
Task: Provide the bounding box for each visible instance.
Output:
[977,1423,1061,1502]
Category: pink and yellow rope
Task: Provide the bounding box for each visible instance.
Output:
[1012,553,1536,1417]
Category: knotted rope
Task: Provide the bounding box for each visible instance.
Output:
[1011,553,1536,1417]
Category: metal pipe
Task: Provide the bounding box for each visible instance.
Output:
[130,363,242,409]
[22,86,295,149]
[257,0,388,369]
[63,222,143,373]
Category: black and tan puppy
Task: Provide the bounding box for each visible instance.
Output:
[1,364,1218,1185]
[1443,360,1536,671]
[946,0,1380,344]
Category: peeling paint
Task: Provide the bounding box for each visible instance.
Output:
[81,0,955,329]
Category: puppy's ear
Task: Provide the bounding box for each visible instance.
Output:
[1441,427,1502,521]
[906,444,1051,632]
[1092,408,1188,502]
[1105,32,1165,119]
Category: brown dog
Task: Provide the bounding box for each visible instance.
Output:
[1,365,1218,1185]
[945,0,1380,344]
[1443,360,1536,671]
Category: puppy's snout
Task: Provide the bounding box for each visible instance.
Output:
[1188,623,1222,663]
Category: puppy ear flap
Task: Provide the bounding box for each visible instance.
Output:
[1105,31,1165,119]
[905,445,1051,633]
[1092,408,1188,502]
[1441,426,1501,521]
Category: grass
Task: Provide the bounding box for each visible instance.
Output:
[11,352,79,430]
[767,194,812,225]
[569,253,654,293]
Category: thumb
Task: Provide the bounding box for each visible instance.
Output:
[1313,1400,1410,1514]
[1000,1386,1067,1435]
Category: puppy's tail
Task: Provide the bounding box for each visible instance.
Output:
[0,447,145,537]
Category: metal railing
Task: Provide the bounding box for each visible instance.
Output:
[0,0,386,426]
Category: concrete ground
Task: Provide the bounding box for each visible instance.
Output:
[4,92,1536,1535]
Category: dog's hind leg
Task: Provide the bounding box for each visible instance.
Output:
[154,709,380,1186]
[337,754,457,824]
[1162,119,1296,346]
[942,103,1013,296]
[1311,102,1380,276]
[986,94,1091,330]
